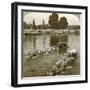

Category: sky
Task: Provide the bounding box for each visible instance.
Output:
[23,11,80,26]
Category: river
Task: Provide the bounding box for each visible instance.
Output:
[23,32,80,55]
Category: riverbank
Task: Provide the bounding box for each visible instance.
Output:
[24,29,80,35]
[23,50,80,77]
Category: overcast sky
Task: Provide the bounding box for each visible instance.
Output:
[23,11,80,26]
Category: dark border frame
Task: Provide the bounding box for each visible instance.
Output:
[11,2,88,87]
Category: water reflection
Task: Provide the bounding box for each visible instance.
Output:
[23,33,80,56]
[50,33,68,54]
[23,34,51,54]
[23,34,68,56]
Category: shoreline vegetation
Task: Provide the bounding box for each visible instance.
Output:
[23,29,80,35]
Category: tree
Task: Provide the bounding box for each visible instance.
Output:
[23,21,30,29]
[32,19,37,29]
[59,17,68,29]
[48,13,59,29]
[42,19,46,29]
[48,13,68,29]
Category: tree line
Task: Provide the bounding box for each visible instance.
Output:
[23,19,49,29]
[23,13,79,30]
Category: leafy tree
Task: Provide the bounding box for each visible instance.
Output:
[48,13,68,29]
[42,19,46,29]
[32,19,37,29]
[48,13,59,29]
[59,17,68,29]
[23,21,30,29]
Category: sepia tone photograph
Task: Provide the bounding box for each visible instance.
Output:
[11,2,87,87]
[22,11,80,78]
